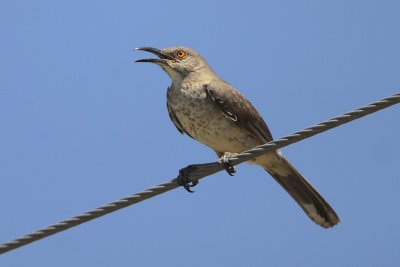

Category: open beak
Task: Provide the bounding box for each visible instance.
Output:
[135,47,174,64]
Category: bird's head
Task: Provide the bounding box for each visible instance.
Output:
[135,46,209,81]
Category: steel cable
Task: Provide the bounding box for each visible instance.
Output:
[0,92,398,254]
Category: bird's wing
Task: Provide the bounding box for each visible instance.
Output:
[166,96,194,138]
[205,83,273,144]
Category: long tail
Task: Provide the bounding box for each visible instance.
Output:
[260,154,340,228]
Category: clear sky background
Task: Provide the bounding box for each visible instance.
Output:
[0,1,399,266]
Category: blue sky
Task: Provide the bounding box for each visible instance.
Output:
[0,1,399,266]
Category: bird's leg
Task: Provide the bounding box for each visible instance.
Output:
[217,152,237,176]
[177,165,199,193]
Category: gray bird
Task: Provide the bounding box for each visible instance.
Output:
[136,46,340,228]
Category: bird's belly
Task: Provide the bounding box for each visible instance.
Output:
[168,85,260,153]
[175,105,256,153]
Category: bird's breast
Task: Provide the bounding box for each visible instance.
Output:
[167,84,253,153]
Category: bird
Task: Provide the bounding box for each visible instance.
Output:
[135,46,340,228]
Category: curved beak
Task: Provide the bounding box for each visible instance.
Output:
[135,47,174,64]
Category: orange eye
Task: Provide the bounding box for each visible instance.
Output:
[176,50,186,59]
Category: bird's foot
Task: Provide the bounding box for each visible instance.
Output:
[177,165,199,193]
[218,152,237,176]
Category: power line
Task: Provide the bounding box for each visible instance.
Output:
[0,92,399,254]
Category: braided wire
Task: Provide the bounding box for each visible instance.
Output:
[0,92,398,254]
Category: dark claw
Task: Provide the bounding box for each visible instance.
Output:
[183,184,194,193]
[218,153,237,176]
[177,165,199,193]
[183,180,199,193]
[221,162,236,176]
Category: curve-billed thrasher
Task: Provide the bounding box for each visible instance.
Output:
[136,46,339,228]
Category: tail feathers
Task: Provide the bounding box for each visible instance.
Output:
[263,155,340,228]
